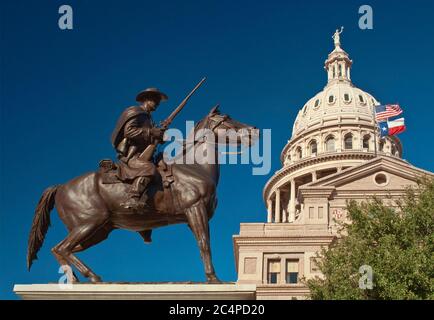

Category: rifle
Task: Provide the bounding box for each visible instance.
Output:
[138,77,206,161]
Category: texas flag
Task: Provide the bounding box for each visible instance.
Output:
[379,118,406,137]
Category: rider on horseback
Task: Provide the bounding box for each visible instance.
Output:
[111,88,168,211]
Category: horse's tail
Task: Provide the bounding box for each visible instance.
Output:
[27,185,60,270]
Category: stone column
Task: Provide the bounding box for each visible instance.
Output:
[288,180,296,222]
[274,189,281,223]
[267,199,272,223]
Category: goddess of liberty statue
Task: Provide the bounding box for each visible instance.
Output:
[332,26,344,47]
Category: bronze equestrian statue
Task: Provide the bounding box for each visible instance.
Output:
[26,81,257,283]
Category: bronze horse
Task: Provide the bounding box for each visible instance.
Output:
[27,106,256,283]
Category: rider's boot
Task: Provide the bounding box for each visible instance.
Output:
[121,176,151,211]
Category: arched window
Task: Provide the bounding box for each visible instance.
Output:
[325,136,335,152]
[379,140,384,152]
[363,135,370,150]
[344,133,353,149]
[310,140,318,155]
[328,95,335,104]
[296,147,302,160]
[343,93,350,102]
[359,95,365,103]
[338,64,342,77]
[314,99,320,108]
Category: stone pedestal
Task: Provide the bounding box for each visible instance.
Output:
[13,283,257,300]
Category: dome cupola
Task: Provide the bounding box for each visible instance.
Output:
[324,26,353,86]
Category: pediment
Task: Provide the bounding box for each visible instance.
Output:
[306,156,433,190]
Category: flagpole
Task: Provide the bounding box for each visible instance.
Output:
[373,104,378,157]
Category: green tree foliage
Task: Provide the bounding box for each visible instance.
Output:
[307,178,434,300]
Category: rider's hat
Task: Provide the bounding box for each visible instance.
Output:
[135,88,168,103]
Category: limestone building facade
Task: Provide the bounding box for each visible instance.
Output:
[233,31,434,300]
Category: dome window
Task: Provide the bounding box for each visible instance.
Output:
[343,93,351,103]
[344,133,353,149]
[363,135,370,150]
[295,146,303,160]
[359,95,365,104]
[310,140,318,155]
[328,95,335,104]
[314,99,320,108]
[284,154,292,165]
[302,105,308,116]
[325,136,335,152]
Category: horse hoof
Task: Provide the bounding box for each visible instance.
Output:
[89,275,102,283]
[206,275,221,284]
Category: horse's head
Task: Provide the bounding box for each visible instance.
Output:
[196,105,258,147]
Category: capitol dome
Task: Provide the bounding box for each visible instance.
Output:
[262,28,403,224]
[292,30,380,138]
[292,83,380,138]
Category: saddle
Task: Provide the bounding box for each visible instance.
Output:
[99,159,174,185]
[98,159,178,213]
[98,159,121,184]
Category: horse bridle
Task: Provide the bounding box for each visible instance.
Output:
[173,113,230,159]
[194,113,230,143]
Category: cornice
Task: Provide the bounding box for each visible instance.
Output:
[263,151,377,202]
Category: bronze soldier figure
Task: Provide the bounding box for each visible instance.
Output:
[111,88,168,210]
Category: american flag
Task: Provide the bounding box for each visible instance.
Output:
[375,104,403,121]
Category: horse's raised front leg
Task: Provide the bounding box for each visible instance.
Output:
[185,202,220,283]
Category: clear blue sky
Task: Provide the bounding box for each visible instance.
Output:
[1,0,434,299]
